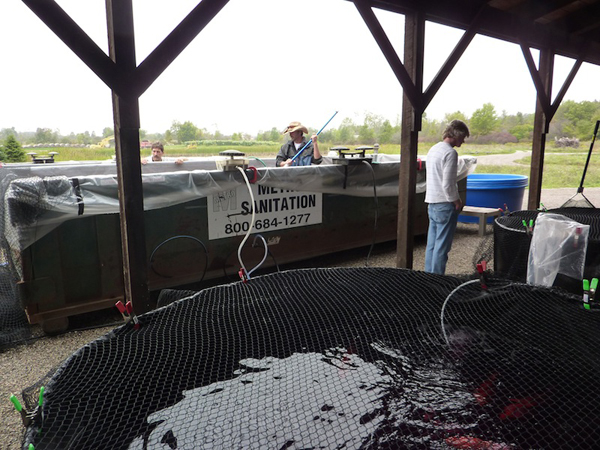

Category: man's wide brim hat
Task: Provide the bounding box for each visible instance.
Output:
[282,121,308,134]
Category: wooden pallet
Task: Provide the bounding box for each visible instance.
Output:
[460,206,502,236]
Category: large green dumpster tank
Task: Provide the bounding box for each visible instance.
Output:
[3,156,472,332]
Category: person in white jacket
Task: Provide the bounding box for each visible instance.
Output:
[424,119,470,274]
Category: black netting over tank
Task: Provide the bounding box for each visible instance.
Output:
[495,208,600,285]
[20,267,600,449]
[0,175,58,349]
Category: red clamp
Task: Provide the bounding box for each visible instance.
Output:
[126,301,140,329]
[476,261,488,290]
[246,167,258,183]
[239,268,249,283]
[115,300,141,329]
[416,158,422,171]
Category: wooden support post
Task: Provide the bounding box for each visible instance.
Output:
[20,0,230,318]
[107,0,150,313]
[396,10,424,269]
[528,48,553,210]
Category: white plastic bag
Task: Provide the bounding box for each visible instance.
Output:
[527,213,589,287]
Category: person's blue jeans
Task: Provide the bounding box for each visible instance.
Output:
[425,202,459,275]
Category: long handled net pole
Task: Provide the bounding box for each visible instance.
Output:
[578,120,600,193]
[290,111,339,163]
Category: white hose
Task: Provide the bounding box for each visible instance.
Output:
[247,235,269,278]
[440,279,481,346]
[236,166,259,279]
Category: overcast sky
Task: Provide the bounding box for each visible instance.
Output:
[2,0,600,137]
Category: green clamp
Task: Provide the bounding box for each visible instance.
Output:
[522,219,533,235]
[584,278,599,310]
[10,394,31,426]
[583,279,591,310]
[38,386,45,408]
[10,394,22,412]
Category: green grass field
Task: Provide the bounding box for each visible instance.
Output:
[465,154,599,189]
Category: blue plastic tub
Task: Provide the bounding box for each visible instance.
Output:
[459,173,529,224]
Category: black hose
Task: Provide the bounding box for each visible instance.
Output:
[149,235,209,282]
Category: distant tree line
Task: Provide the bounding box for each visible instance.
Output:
[0,127,163,148]
[419,100,600,145]
[2,100,599,149]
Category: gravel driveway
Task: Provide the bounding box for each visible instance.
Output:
[470,150,531,166]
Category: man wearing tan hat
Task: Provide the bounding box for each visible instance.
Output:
[276,121,322,167]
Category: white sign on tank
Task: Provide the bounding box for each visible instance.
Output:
[208,185,322,240]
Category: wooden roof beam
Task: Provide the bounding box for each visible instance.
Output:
[491,0,580,22]
[534,0,599,25]
[22,0,231,100]
[520,41,584,129]
[423,4,488,109]
[363,0,600,66]
[134,0,231,98]
[544,2,600,34]
[550,55,584,115]
[352,0,423,111]
[520,42,552,127]
[21,0,123,95]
